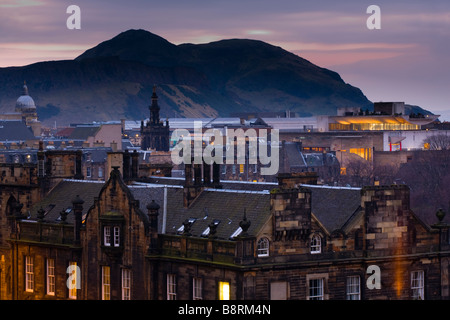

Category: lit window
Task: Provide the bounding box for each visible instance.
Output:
[411,271,424,300]
[257,238,270,257]
[219,281,230,300]
[167,274,176,300]
[193,277,203,300]
[68,261,78,299]
[346,276,360,300]
[46,258,55,296]
[310,235,322,254]
[25,256,34,292]
[122,269,131,300]
[309,278,324,300]
[102,266,111,300]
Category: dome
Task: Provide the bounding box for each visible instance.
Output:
[15,83,36,111]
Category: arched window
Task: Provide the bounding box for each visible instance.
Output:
[257,237,270,257]
[310,234,322,254]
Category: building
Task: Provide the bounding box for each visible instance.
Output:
[0,82,42,137]
[140,86,170,151]
[0,151,448,300]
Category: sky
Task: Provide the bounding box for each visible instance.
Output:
[0,0,449,120]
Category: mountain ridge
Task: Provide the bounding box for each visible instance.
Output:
[0,29,431,125]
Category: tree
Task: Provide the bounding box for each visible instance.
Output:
[423,134,450,150]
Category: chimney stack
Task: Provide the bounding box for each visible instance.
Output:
[72,194,84,246]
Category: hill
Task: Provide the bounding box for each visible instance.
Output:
[0,29,428,125]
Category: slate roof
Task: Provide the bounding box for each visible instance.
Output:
[129,184,271,239]
[305,184,362,233]
[131,179,363,236]
[68,126,100,140]
[29,180,105,224]
[139,176,278,192]
[24,173,364,239]
[0,120,36,141]
[284,142,307,168]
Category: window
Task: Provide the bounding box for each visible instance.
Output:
[122,269,131,300]
[257,238,270,257]
[346,276,361,300]
[46,258,55,296]
[68,262,78,299]
[411,271,424,300]
[309,278,324,300]
[167,274,176,300]
[104,226,120,247]
[113,226,120,247]
[25,256,34,292]
[310,234,322,254]
[98,167,103,178]
[104,226,111,246]
[86,167,91,178]
[193,277,203,300]
[102,266,111,300]
[219,281,230,300]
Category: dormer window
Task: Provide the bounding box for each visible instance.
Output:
[104,225,120,247]
[310,234,322,254]
[257,237,270,257]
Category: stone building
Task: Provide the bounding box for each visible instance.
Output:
[0,156,448,300]
[140,86,170,152]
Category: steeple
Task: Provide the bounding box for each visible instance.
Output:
[149,85,160,126]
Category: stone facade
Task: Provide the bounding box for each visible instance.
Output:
[140,87,170,152]
[0,158,449,300]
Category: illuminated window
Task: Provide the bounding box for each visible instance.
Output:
[219,281,230,300]
[25,256,34,292]
[46,258,55,296]
[68,261,77,299]
[239,164,244,173]
[102,266,110,300]
[340,167,347,175]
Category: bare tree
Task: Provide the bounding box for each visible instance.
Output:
[397,150,450,221]
[423,134,450,150]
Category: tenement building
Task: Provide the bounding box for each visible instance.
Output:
[0,157,448,300]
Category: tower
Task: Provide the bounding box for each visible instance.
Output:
[140,86,170,151]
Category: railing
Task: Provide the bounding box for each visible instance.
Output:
[159,234,238,265]
[16,220,74,245]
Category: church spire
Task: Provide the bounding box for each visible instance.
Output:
[149,85,160,126]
